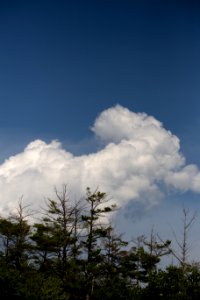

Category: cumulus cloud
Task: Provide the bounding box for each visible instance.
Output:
[0,104,199,218]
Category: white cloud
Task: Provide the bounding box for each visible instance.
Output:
[0,104,199,218]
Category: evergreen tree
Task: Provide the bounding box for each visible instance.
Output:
[0,200,33,271]
[81,187,116,300]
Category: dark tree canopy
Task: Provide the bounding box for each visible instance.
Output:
[0,186,199,300]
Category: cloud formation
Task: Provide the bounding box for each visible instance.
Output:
[0,104,199,217]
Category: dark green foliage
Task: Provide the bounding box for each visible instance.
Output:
[0,187,199,299]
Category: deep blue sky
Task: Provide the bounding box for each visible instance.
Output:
[1,1,200,264]
[0,0,200,161]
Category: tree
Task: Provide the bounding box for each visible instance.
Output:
[81,187,116,300]
[170,207,196,270]
[31,185,83,278]
[0,199,33,271]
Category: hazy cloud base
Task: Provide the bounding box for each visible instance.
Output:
[0,105,200,218]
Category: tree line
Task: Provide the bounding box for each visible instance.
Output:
[0,185,199,300]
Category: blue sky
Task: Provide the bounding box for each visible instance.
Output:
[1,0,200,265]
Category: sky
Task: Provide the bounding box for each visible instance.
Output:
[0,0,200,265]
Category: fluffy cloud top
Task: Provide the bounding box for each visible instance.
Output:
[0,104,199,216]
